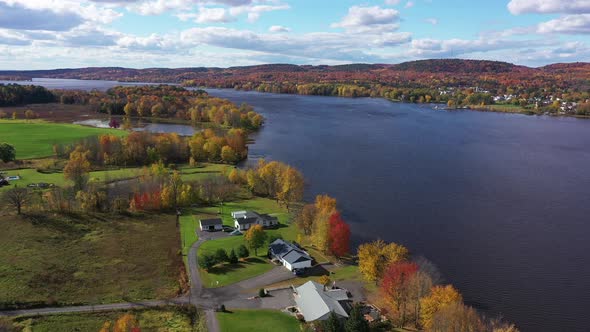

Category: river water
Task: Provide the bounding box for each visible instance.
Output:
[204,88,590,332]
[4,79,590,331]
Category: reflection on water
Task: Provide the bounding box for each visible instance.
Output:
[73,118,198,136]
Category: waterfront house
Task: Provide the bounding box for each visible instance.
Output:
[268,239,312,271]
[232,210,279,231]
[293,281,351,322]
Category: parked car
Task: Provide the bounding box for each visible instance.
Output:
[222,225,235,233]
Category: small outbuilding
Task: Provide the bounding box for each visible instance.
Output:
[199,218,223,232]
[268,239,312,271]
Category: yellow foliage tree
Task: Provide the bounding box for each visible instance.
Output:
[277,166,305,211]
[420,285,463,330]
[63,146,91,191]
[358,240,410,283]
[244,224,267,255]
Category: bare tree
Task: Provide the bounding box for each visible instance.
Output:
[4,186,30,215]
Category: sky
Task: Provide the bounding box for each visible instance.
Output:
[0,0,588,69]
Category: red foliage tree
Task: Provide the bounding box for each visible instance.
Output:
[381,262,419,326]
[328,212,351,257]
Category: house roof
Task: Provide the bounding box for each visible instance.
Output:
[259,213,278,222]
[235,217,258,225]
[294,281,350,322]
[269,239,311,264]
[283,249,312,264]
[200,218,222,226]
[232,210,259,219]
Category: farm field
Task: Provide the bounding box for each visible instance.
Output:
[2,306,205,332]
[0,213,183,308]
[0,120,126,159]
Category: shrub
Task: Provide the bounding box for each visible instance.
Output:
[199,253,218,270]
[229,249,238,264]
[259,288,266,298]
[215,248,229,263]
[237,244,249,259]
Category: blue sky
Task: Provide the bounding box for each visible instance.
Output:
[0,0,588,69]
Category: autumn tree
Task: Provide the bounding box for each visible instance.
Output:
[277,166,304,210]
[221,145,238,163]
[429,302,485,332]
[113,313,138,332]
[420,285,463,330]
[328,212,350,257]
[161,170,184,209]
[4,186,30,215]
[296,204,316,236]
[319,275,331,287]
[408,271,433,328]
[244,224,267,255]
[358,240,410,283]
[381,262,419,327]
[311,194,338,253]
[0,142,16,162]
[123,101,135,117]
[63,146,91,191]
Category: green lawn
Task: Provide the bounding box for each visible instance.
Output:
[217,309,301,332]
[0,163,228,193]
[5,306,205,332]
[194,197,298,288]
[0,120,127,159]
[0,213,183,307]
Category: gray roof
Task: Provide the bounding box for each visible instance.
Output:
[235,217,258,225]
[294,281,350,322]
[259,213,278,222]
[200,218,222,226]
[232,211,259,219]
[269,239,311,265]
[282,249,311,264]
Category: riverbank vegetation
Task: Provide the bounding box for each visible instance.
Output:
[0,84,264,130]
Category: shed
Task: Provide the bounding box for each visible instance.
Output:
[199,218,223,232]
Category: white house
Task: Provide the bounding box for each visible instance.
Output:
[232,211,279,231]
[294,281,351,322]
[268,239,312,271]
[199,218,223,232]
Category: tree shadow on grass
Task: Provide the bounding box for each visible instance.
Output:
[208,257,267,275]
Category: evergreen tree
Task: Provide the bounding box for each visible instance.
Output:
[229,249,238,264]
[345,304,370,332]
[321,312,343,332]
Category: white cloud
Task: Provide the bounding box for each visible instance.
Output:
[537,14,590,34]
[508,0,590,15]
[409,37,553,57]
[425,18,438,25]
[269,25,290,33]
[405,1,414,8]
[229,3,290,23]
[177,7,235,23]
[332,6,400,33]
[384,0,400,5]
[0,1,83,31]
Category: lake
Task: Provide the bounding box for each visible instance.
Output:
[4,79,590,331]
[204,88,590,332]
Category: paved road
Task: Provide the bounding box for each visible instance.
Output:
[0,298,189,317]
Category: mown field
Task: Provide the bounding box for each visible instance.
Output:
[217,309,301,332]
[2,306,206,332]
[0,120,126,159]
[0,212,183,308]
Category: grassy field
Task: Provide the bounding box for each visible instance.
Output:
[0,163,229,193]
[0,213,183,307]
[3,306,205,332]
[0,120,126,159]
[192,197,298,287]
[217,309,300,332]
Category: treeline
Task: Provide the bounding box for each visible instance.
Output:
[227,159,305,210]
[53,129,248,167]
[0,84,54,106]
[0,84,264,131]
